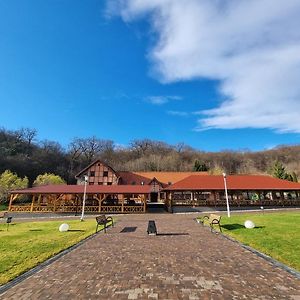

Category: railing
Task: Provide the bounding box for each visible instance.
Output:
[33,206,55,212]
[123,205,144,213]
[9,205,32,212]
[171,199,300,207]
[172,199,194,206]
[100,206,122,213]
[9,204,146,213]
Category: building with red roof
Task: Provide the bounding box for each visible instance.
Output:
[164,175,300,208]
[8,160,300,213]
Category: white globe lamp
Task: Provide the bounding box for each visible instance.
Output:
[59,223,70,232]
[244,220,255,229]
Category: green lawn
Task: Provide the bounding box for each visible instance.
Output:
[202,211,300,271]
[0,219,109,285]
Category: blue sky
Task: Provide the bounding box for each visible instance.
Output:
[0,0,299,151]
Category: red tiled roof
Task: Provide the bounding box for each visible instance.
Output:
[118,172,152,185]
[10,184,152,195]
[165,175,300,191]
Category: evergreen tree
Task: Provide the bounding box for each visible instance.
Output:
[193,160,209,172]
[272,161,287,179]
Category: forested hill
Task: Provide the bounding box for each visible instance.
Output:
[0,127,299,184]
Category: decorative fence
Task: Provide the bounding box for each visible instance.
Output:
[171,198,300,207]
[9,205,32,212]
[9,204,145,213]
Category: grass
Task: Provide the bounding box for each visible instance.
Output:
[200,211,300,271]
[0,218,109,285]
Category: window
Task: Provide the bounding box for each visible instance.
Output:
[98,182,103,185]
[103,171,108,177]
[89,182,94,185]
[90,171,95,177]
[107,182,112,185]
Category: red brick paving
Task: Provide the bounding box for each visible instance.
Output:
[1,214,299,299]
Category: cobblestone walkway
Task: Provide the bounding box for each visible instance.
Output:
[1,214,299,299]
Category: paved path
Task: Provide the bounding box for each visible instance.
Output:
[1,214,299,299]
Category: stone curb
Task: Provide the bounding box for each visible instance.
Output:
[0,224,113,296]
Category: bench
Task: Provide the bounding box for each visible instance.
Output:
[201,214,222,232]
[147,220,157,235]
[95,215,114,233]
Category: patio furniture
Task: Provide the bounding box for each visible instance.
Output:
[95,215,114,233]
[201,214,222,232]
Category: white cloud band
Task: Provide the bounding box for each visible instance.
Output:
[110,0,300,133]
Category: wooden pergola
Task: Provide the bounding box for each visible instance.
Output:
[9,185,152,214]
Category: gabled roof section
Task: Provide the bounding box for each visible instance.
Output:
[134,172,208,185]
[165,175,300,191]
[75,159,118,179]
[117,171,152,185]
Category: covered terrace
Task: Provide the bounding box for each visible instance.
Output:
[164,175,300,208]
[9,185,152,214]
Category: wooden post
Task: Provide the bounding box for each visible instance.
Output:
[98,194,101,212]
[166,192,172,212]
[271,191,277,201]
[98,194,104,213]
[191,192,194,207]
[75,195,79,215]
[213,191,217,207]
[38,194,42,206]
[246,191,250,201]
[121,194,124,213]
[8,194,14,211]
[53,195,57,212]
[143,194,146,212]
[30,195,36,212]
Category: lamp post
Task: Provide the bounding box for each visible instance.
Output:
[80,175,89,221]
[223,173,231,218]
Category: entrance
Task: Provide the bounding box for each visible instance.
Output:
[150,192,158,203]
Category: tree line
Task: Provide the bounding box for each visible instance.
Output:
[1,127,299,188]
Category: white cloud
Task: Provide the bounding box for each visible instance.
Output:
[109,0,300,133]
[167,110,189,117]
[145,95,181,105]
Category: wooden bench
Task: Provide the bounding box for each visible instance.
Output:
[95,215,114,233]
[201,214,222,232]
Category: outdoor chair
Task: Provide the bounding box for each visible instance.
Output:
[95,215,114,233]
[200,214,222,232]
